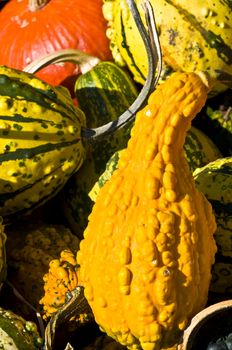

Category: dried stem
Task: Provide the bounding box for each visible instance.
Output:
[28,0,50,12]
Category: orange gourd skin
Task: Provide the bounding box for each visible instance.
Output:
[41,249,79,319]
[77,72,217,350]
[41,249,93,325]
[0,0,112,89]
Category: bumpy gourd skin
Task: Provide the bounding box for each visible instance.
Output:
[77,72,217,350]
[41,249,79,319]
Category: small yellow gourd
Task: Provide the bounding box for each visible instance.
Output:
[77,71,217,350]
[41,249,80,319]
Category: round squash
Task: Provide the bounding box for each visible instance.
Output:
[0,66,86,221]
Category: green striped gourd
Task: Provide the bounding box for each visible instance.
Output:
[193,157,232,297]
[103,0,232,95]
[89,126,222,202]
[62,61,138,237]
[0,308,43,349]
[0,66,86,221]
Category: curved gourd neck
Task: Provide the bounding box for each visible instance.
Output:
[28,0,50,11]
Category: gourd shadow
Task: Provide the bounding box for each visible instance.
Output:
[193,88,232,157]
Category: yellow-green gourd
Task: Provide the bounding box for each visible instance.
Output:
[76,71,217,350]
[103,0,232,95]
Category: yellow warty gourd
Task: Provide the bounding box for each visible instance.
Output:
[41,249,79,319]
[77,72,217,350]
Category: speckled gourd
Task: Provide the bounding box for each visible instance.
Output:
[0,66,86,221]
[40,249,81,320]
[103,0,232,95]
[77,71,217,350]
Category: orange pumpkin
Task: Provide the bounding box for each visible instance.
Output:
[0,0,112,92]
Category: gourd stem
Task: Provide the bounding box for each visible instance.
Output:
[44,286,92,350]
[82,0,162,142]
[23,49,101,75]
[28,0,50,11]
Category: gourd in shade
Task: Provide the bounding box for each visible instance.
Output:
[0,307,43,350]
[193,157,232,297]
[76,71,217,350]
[6,222,80,314]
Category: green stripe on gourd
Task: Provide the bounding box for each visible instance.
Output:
[0,66,86,220]
[193,157,232,296]
[0,308,43,349]
[62,61,139,238]
[89,126,222,202]
[103,0,232,95]
[75,61,138,128]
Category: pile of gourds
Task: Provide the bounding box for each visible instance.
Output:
[0,0,231,349]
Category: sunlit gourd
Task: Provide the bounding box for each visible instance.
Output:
[77,71,217,350]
